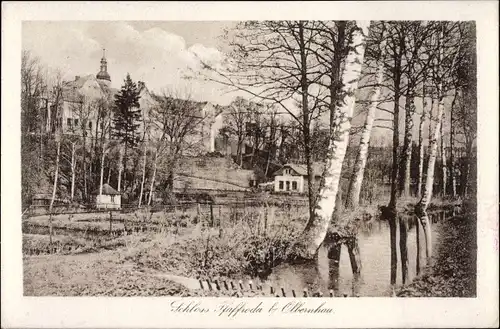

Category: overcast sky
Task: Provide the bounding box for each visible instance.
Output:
[22,20,456,146]
[22,21,239,105]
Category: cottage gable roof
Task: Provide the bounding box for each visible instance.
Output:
[273,162,325,178]
[91,183,120,195]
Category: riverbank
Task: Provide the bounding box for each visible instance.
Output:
[23,199,464,297]
[398,211,477,297]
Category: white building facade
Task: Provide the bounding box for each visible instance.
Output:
[272,163,324,193]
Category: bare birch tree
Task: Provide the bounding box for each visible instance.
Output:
[97,98,112,197]
[416,22,462,259]
[398,22,435,197]
[147,147,159,206]
[60,139,78,201]
[441,129,447,196]
[382,21,407,286]
[137,111,152,207]
[292,21,370,259]
[48,135,61,245]
[449,87,458,198]
[345,25,387,209]
[416,104,426,198]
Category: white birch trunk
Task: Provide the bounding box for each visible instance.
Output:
[138,141,147,207]
[417,96,444,259]
[49,142,61,207]
[49,139,61,245]
[417,112,426,198]
[400,95,415,197]
[107,162,111,184]
[451,167,457,197]
[345,43,385,209]
[99,144,106,196]
[295,21,370,259]
[117,145,124,192]
[82,136,88,200]
[428,97,434,156]
[147,150,159,206]
[416,27,447,260]
[450,89,457,198]
[441,133,447,197]
[70,141,76,201]
[417,80,428,198]
[46,101,51,132]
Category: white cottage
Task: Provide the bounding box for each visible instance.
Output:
[92,184,121,209]
[272,163,324,193]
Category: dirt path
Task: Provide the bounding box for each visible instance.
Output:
[23,250,192,296]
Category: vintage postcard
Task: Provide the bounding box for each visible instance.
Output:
[2,1,498,328]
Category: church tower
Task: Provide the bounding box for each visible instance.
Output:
[96,49,111,86]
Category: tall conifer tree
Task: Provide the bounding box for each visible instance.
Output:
[112,73,141,193]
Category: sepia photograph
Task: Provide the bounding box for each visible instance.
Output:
[20,19,477,298]
[2,1,498,328]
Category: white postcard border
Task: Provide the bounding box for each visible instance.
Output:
[2,1,498,328]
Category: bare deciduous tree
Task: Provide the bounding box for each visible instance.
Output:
[345,24,387,209]
[293,21,370,259]
[193,20,325,219]
[416,22,463,260]
[150,89,208,196]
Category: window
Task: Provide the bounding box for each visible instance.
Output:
[74,118,79,126]
[292,181,298,190]
[286,181,290,191]
[279,181,284,190]
[89,121,93,130]
[67,118,72,128]
[111,195,115,203]
[284,169,289,175]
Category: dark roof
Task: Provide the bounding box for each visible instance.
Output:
[61,75,117,103]
[273,162,325,177]
[96,70,111,81]
[91,183,120,195]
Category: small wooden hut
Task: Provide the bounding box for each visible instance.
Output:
[92,184,121,209]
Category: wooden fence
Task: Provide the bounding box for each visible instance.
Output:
[197,277,344,297]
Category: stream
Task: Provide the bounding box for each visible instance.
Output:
[268,210,452,297]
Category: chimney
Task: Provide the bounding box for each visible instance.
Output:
[75,75,80,81]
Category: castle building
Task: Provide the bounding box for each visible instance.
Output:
[41,50,222,154]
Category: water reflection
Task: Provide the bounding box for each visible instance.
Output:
[268,209,453,297]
